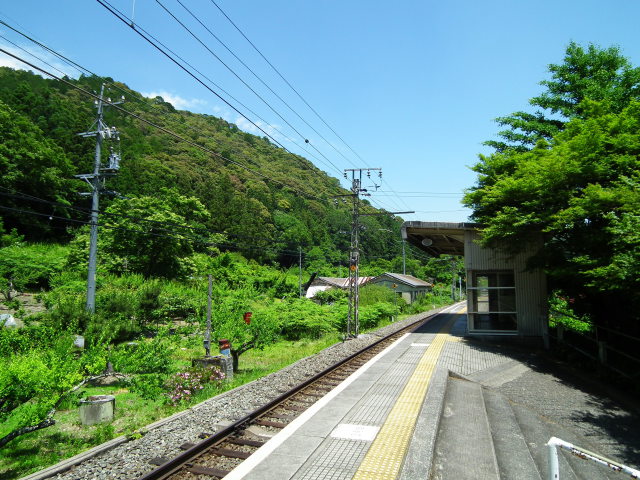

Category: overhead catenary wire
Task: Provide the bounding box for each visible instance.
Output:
[173,0,359,170]
[0,47,327,202]
[94,0,344,176]
[0,18,338,183]
[96,0,345,178]
[207,0,365,168]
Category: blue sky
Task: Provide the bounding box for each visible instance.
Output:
[0,0,639,222]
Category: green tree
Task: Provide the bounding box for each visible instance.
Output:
[210,287,280,372]
[465,99,640,331]
[69,189,216,279]
[486,42,640,153]
[0,101,77,239]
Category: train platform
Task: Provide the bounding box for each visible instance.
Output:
[223,303,640,480]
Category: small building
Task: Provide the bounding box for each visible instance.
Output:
[369,272,433,304]
[305,276,373,299]
[402,221,547,340]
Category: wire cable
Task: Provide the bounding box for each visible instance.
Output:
[207,0,364,168]
[174,0,358,169]
[0,46,325,202]
[153,0,344,176]
[0,18,338,182]
[96,0,344,177]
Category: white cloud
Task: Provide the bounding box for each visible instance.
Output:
[142,90,208,111]
[0,42,80,79]
[234,115,282,140]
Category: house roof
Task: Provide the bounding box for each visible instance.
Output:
[313,277,372,288]
[401,221,480,256]
[371,272,433,288]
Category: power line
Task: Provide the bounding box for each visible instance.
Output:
[0,46,326,202]
[156,0,344,173]
[173,0,358,170]
[207,0,363,168]
[96,0,345,177]
[0,203,308,259]
[96,0,299,162]
[0,187,315,249]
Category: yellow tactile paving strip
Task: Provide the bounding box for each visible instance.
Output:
[352,316,458,480]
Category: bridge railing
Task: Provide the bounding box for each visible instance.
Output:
[546,437,640,479]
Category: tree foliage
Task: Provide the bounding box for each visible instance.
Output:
[0,100,77,239]
[485,42,640,152]
[0,67,403,267]
[466,42,640,332]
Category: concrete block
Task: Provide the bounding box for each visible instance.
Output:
[79,395,115,425]
[192,355,233,380]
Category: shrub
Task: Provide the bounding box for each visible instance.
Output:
[0,324,59,357]
[0,243,68,293]
[257,298,334,340]
[128,373,166,400]
[313,288,347,305]
[110,335,174,374]
[359,302,397,330]
[359,284,396,306]
[164,365,225,405]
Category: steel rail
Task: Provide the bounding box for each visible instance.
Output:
[137,312,437,480]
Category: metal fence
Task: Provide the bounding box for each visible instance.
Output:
[547,315,640,380]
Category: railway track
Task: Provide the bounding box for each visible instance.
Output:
[138,313,436,480]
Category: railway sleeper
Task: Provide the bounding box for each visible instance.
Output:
[185,464,229,478]
[254,418,288,429]
[211,447,252,459]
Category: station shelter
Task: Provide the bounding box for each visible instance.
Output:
[401,221,548,340]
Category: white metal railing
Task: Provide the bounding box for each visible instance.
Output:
[547,437,640,479]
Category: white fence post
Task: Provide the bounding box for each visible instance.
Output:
[547,438,560,480]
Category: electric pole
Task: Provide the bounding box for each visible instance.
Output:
[344,168,381,338]
[299,246,303,298]
[76,84,123,313]
[340,169,413,339]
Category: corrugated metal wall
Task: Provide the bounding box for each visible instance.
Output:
[464,230,547,336]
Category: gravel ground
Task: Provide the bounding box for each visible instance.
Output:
[43,310,439,480]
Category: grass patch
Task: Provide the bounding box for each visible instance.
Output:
[0,334,341,480]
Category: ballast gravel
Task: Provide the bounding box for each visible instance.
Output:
[44,310,439,480]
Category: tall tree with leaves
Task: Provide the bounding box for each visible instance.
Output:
[0,101,78,239]
[485,42,640,153]
[465,42,640,333]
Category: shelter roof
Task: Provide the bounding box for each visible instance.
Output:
[401,221,480,256]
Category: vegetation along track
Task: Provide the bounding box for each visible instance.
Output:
[138,314,436,480]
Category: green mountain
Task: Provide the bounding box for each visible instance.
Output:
[0,67,401,267]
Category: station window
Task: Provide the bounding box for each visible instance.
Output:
[468,271,516,331]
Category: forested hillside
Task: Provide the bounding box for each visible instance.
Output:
[0,66,401,267]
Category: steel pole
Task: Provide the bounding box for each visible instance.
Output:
[85,85,105,313]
